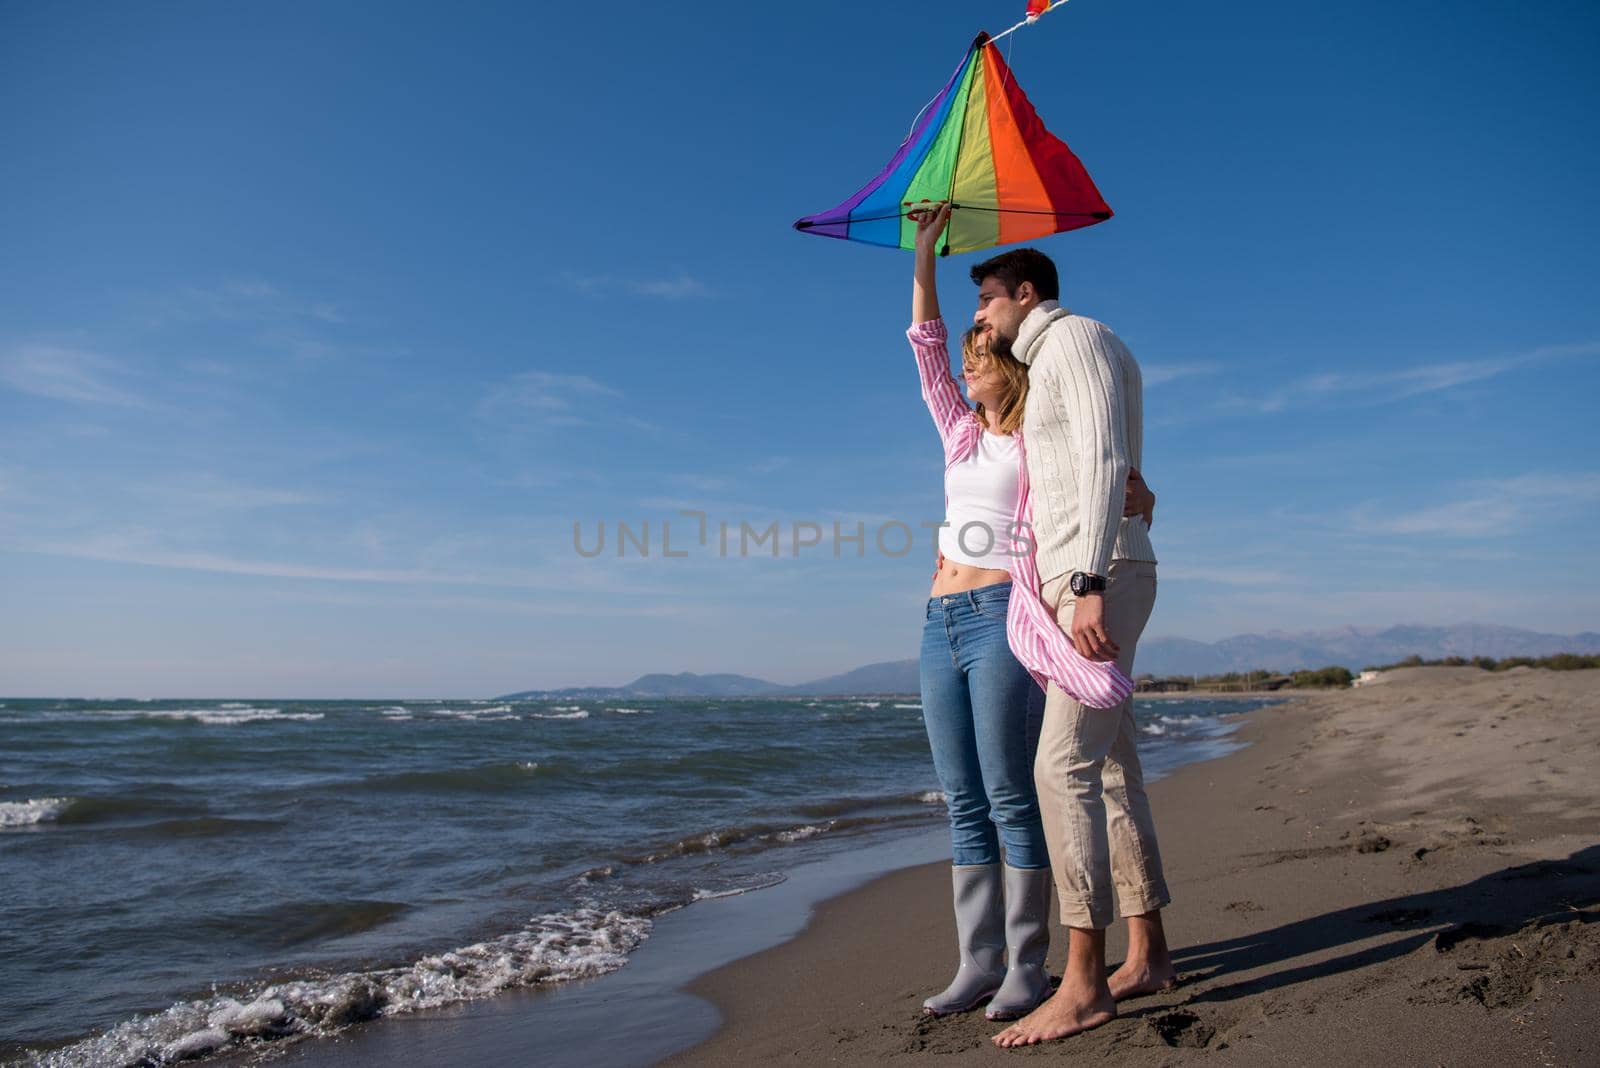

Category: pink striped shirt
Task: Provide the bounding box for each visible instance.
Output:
[909,319,1134,710]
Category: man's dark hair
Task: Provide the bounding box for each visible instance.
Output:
[969,248,1059,303]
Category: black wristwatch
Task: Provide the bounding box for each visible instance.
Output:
[1070,571,1107,597]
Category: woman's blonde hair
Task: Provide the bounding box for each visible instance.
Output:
[960,327,1029,435]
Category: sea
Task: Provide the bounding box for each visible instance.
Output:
[0,693,1282,1066]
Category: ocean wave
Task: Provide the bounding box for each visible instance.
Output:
[90,707,325,726]
[425,707,519,720]
[774,825,824,842]
[30,908,651,1068]
[607,707,651,715]
[794,791,946,819]
[2,795,200,830]
[624,810,931,866]
[203,900,410,950]
[592,745,816,784]
[342,761,560,795]
[691,874,787,901]
[0,797,71,828]
[893,702,923,710]
[530,710,589,721]
[126,816,284,840]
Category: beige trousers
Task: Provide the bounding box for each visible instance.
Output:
[1036,560,1169,929]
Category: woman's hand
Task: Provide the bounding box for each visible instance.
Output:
[1123,466,1156,528]
[911,201,951,257]
[910,202,950,324]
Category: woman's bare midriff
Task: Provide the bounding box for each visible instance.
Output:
[929,557,1012,598]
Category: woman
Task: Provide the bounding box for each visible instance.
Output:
[908,202,1153,1021]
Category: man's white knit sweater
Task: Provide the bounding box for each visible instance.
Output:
[1014,301,1158,585]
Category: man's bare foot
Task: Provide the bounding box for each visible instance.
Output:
[1107,957,1177,1000]
[990,981,1116,1047]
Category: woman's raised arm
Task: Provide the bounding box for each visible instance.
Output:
[911,202,951,325]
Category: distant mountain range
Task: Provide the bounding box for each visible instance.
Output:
[495,623,1600,699]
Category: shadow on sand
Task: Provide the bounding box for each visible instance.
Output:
[1162,844,1600,1007]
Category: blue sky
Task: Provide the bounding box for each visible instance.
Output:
[3,0,1597,697]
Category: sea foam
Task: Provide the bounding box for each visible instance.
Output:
[0,797,71,828]
[30,908,651,1067]
[98,707,324,726]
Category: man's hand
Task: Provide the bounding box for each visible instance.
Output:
[1123,466,1156,528]
[1070,592,1120,662]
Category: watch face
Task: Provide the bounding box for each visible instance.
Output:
[1071,573,1087,596]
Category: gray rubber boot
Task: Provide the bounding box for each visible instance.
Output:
[985,865,1053,1020]
[923,863,1005,1015]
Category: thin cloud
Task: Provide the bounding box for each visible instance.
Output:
[10,533,684,595]
[669,473,734,493]
[564,271,714,300]
[0,345,150,408]
[145,279,347,325]
[137,476,319,510]
[1156,565,1294,587]
[477,370,655,431]
[631,273,711,299]
[1142,361,1220,388]
[1352,472,1600,538]
[1252,356,1517,413]
[1243,340,1599,414]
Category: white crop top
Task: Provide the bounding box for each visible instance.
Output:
[940,430,1020,570]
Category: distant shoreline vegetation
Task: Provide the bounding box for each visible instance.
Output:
[1136,666,1356,693]
[1365,652,1600,673]
[1137,651,1599,694]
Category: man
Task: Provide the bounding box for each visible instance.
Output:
[970,248,1174,1047]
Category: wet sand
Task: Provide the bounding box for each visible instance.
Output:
[666,667,1600,1065]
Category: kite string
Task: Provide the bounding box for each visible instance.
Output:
[905,88,944,140]
[990,0,1076,45]
[905,1,1076,139]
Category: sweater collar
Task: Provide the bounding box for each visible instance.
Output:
[1013,300,1070,367]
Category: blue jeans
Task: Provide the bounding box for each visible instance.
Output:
[920,582,1048,869]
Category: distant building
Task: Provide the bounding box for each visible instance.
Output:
[1135,677,1193,693]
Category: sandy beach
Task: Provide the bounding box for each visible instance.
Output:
[666,666,1600,1066]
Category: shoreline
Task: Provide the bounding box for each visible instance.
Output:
[62,671,1599,1065]
[238,830,957,1068]
[667,667,1599,1065]
[204,698,1276,1068]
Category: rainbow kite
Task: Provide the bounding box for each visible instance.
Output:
[793,32,1111,255]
